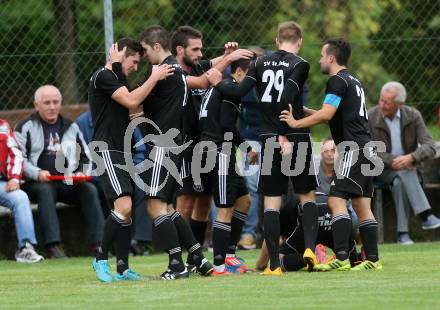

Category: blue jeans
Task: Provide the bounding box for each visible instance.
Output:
[239,140,261,239]
[0,181,37,248]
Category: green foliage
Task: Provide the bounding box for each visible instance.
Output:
[0,0,439,126]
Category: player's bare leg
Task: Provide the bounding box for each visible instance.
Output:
[176,194,195,220]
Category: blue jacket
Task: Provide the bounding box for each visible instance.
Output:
[76,111,146,179]
[239,88,261,141]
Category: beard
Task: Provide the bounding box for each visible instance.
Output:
[183,54,199,67]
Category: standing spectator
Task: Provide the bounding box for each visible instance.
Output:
[237,47,264,250]
[15,85,104,258]
[0,119,43,263]
[369,81,440,244]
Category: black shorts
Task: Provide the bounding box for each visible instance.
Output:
[330,146,374,199]
[198,151,248,208]
[139,145,183,204]
[178,146,210,196]
[258,134,318,196]
[97,150,135,203]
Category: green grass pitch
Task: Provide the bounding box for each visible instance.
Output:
[1,242,440,309]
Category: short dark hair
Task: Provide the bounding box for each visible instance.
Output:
[324,38,351,66]
[230,53,255,74]
[277,21,302,44]
[170,25,203,55]
[117,37,144,57]
[139,25,170,51]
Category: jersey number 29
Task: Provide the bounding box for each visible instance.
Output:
[262,69,284,103]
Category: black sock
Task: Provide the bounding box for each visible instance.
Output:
[116,220,132,274]
[153,214,185,272]
[331,213,352,261]
[227,210,247,256]
[96,211,123,261]
[171,211,204,265]
[263,209,280,270]
[359,219,379,262]
[301,201,318,250]
[418,210,432,221]
[212,221,231,267]
[190,218,208,247]
[281,253,307,271]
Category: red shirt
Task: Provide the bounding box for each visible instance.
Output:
[0,119,23,181]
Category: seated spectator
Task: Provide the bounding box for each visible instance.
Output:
[15,85,104,258]
[368,81,440,244]
[76,110,152,255]
[0,119,44,263]
[316,136,359,232]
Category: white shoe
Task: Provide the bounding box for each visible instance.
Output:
[15,242,44,263]
[422,215,440,230]
[397,233,414,245]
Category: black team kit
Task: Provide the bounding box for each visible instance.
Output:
[89,62,137,279]
[197,73,252,273]
[215,50,318,271]
[324,69,379,266]
[140,55,213,279]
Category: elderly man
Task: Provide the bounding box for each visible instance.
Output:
[369,81,440,244]
[15,85,104,258]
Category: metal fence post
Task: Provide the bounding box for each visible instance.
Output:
[103,0,114,62]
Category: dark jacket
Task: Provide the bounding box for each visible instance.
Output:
[368,105,436,168]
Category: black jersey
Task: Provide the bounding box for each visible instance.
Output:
[142,55,188,146]
[88,66,129,152]
[325,69,371,147]
[199,78,246,149]
[217,50,310,136]
[188,59,212,113]
[183,59,212,142]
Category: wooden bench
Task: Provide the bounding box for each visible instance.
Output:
[0,203,71,217]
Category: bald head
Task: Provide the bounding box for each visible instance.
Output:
[34,85,62,103]
[34,85,62,124]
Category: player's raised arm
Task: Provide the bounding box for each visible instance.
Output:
[210,41,239,66]
[187,48,254,89]
[206,60,257,98]
[111,64,174,109]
